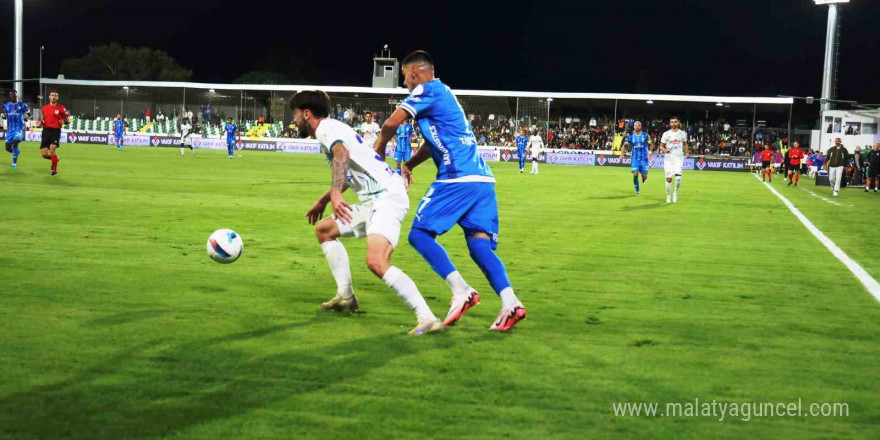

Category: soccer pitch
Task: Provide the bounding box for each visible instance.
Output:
[1,143,878,439]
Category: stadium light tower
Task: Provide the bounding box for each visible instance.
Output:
[13,0,24,98]
[815,0,849,112]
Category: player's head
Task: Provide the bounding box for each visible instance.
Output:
[48,90,59,104]
[116,114,122,120]
[834,137,842,145]
[669,116,680,130]
[364,111,373,123]
[227,117,233,123]
[8,89,17,101]
[793,141,799,148]
[290,90,330,137]
[400,50,435,92]
[633,121,642,132]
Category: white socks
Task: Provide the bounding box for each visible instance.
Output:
[320,240,353,298]
[675,175,682,193]
[499,287,518,308]
[531,161,539,174]
[445,271,473,297]
[665,181,671,196]
[383,266,437,322]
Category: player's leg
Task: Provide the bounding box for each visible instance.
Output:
[364,195,440,333]
[315,216,358,311]
[408,183,481,323]
[794,166,800,185]
[227,141,234,158]
[674,173,682,203]
[458,184,525,330]
[10,139,20,169]
[49,143,59,175]
[518,148,525,172]
[631,169,641,195]
[664,168,673,203]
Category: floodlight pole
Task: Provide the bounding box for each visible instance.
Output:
[818,1,843,112]
[14,0,24,98]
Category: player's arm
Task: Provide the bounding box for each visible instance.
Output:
[375,108,408,158]
[684,138,690,156]
[328,142,353,223]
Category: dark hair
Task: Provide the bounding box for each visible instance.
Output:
[290,90,330,118]
[227,117,232,121]
[48,89,58,95]
[670,116,680,121]
[401,50,434,67]
[363,110,372,116]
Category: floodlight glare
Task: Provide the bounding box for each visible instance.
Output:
[814,0,849,4]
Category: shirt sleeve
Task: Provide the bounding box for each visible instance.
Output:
[660,132,669,145]
[397,84,435,118]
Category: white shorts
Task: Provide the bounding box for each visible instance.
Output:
[180,135,191,145]
[334,192,409,248]
[664,155,683,178]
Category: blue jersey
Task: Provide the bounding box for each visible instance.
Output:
[396,123,413,152]
[113,119,127,134]
[398,79,493,181]
[2,101,29,132]
[627,132,650,161]
[515,135,528,152]
[224,123,237,141]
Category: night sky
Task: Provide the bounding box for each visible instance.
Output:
[2,0,878,104]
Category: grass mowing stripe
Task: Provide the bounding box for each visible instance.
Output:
[753,172,880,302]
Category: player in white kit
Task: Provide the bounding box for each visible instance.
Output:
[527,130,544,174]
[179,118,194,156]
[358,111,381,150]
[292,91,443,335]
[659,116,689,203]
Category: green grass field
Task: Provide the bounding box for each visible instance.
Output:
[1,143,878,440]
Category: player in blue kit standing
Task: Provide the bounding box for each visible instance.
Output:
[515,129,528,173]
[2,89,30,170]
[393,119,414,182]
[113,114,128,151]
[373,51,526,331]
[621,121,651,195]
[224,117,238,158]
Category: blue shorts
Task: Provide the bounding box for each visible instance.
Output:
[227,139,236,147]
[5,129,24,144]
[413,181,499,249]
[631,158,649,175]
[393,147,411,163]
[115,132,124,142]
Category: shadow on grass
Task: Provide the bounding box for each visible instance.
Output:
[0,318,443,440]
[586,195,631,200]
[624,202,668,210]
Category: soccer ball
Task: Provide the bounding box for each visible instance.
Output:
[206,229,243,264]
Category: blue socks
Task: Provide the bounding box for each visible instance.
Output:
[408,228,456,279]
[11,145,19,165]
[467,237,512,294]
[227,146,234,157]
[634,175,640,192]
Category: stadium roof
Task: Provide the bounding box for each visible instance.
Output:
[40,78,794,105]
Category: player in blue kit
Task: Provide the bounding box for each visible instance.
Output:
[2,89,30,170]
[112,114,128,151]
[621,121,651,195]
[224,117,238,158]
[393,120,414,182]
[372,51,526,331]
[515,129,528,173]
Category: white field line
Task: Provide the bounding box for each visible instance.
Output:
[753,173,880,302]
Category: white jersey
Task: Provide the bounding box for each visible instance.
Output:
[661,129,687,158]
[359,121,381,146]
[316,119,405,202]
[528,135,545,153]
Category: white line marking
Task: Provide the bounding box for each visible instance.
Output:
[799,187,842,206]
[753,173,880,302]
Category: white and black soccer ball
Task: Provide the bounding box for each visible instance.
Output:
[206,229,243,264]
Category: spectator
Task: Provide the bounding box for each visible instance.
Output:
[156,109,165,123]
[258,115,265,126]
[145,108,152,123]
[823,138,848,196]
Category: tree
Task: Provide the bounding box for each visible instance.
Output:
[232,71,289,85]
[60,43,192,81]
